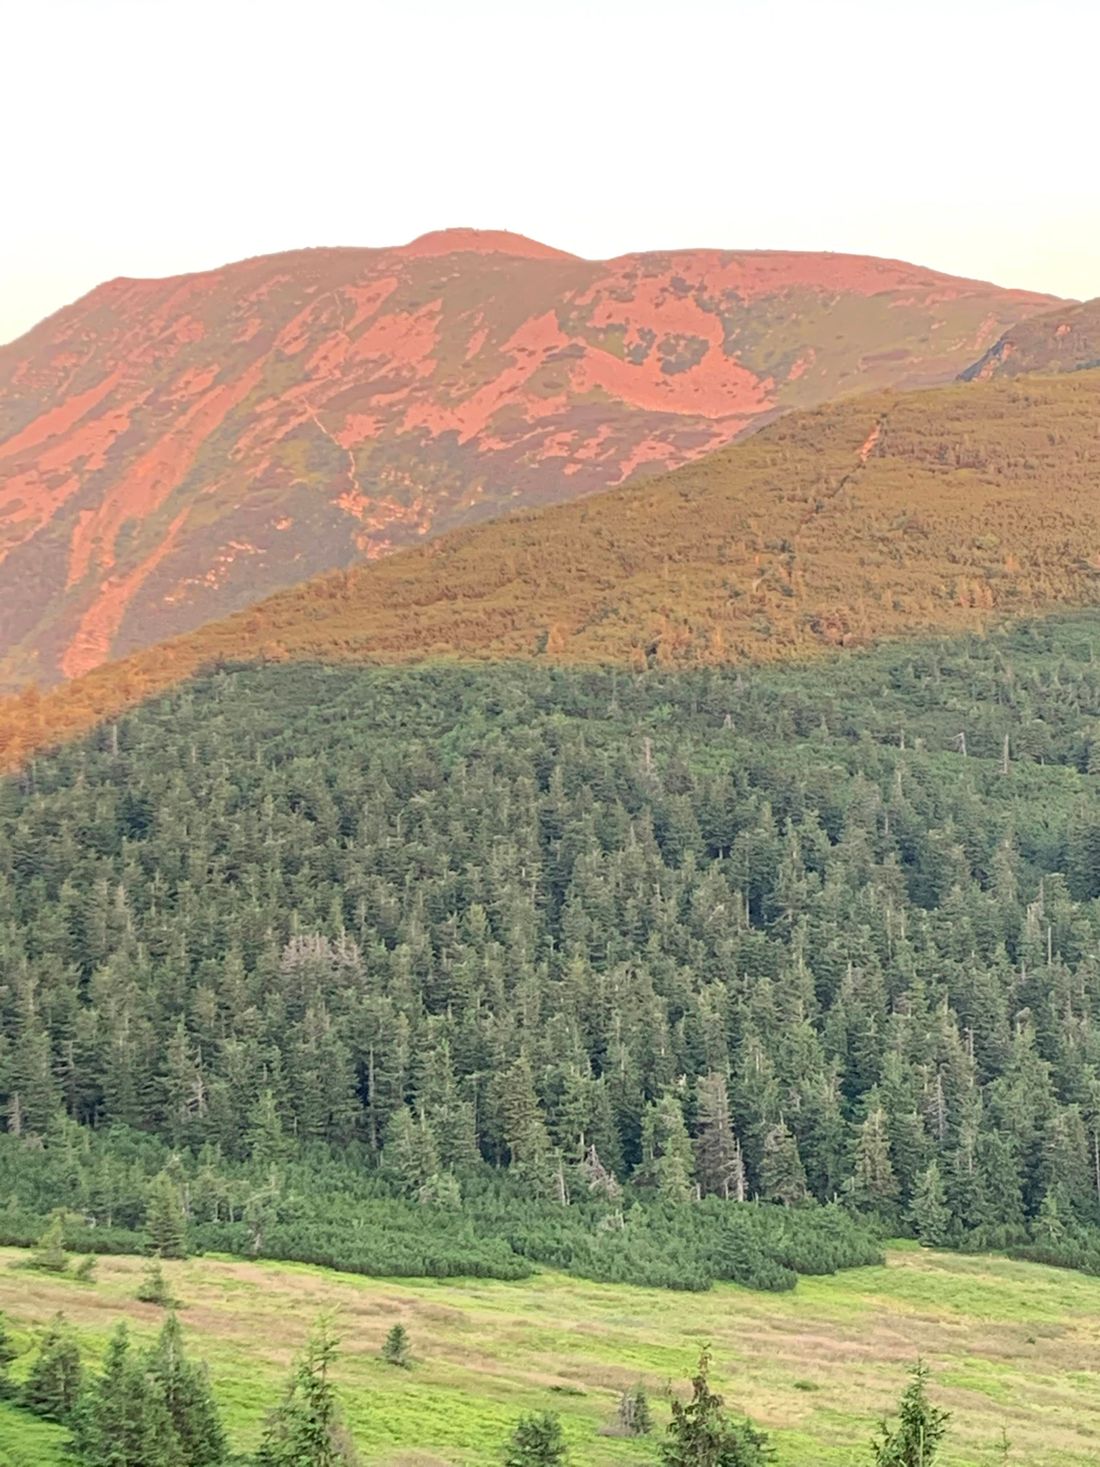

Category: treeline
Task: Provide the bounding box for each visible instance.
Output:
[0,1132,881,1292]
[3,618,1100,1276]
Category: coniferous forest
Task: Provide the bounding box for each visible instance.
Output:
[3,615,1100,1293]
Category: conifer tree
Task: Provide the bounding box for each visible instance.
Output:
[0,1310,18,1399]
[909,1162,952,1248]
[256,1323,359,1466]
[29,1213,69,1273]
[384,1106,441,1198]
[871,1361,949,1466]
[147,1312,227,1467]
[503,1411,568,1466]
[146,1170,190,1258]
[20,1314,83,1422]
[847,1104,900,1219]
[247,1090,291,1168]
[759,1122,808,1207]
[496,1055,552,1173]
[381,1323,411,1368]
[71,1323,178,1466]
[661,1349,770,1466]
[638,1093,697,1202]
[695,1074,744,1200]
[137,1259,181,1308]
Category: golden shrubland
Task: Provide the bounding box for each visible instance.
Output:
[2,368,1099,766]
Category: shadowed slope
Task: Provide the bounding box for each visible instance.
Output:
[0,232,1055,686]
[3,366,1099,768]
[963,297,1100,381]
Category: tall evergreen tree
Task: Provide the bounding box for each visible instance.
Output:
[20,1313,83,1422]
[759,1122,808,1207]
[638,1093,697,1202]
[146,1170,190,1259]
[256,1323,359,1466]
[71,1323,179,1467]
[909,1162,953,1248]
[147,1313,227,1467]
[695,1074,744,1200]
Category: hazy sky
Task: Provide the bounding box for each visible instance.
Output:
[2,0,1097,344]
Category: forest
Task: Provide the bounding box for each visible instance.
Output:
[2,614,1100,1291]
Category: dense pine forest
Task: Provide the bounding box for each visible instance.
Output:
[3,615,1100,1289]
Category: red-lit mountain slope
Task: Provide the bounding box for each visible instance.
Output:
[0,228,1056,686]
[962,296,1100,381]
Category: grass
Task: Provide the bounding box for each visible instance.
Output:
[2,1245,1100,1464]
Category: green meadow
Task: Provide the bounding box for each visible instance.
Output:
[2,1245,1099,1465]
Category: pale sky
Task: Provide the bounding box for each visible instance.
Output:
[2,0,1097,345]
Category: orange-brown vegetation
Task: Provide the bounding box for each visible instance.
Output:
[2,367,1099,768]
[0,232,1055,685]
[964,297,1100,381]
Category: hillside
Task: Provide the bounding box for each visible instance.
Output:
[0,232,1056,687]
[963,297,1100,381]
[3,1246,1100,1466]
[4,619,1100,1271]
[2,366,1099,767]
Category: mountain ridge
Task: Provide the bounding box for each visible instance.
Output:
[962,296,1100,381]
[0,234,1057,687]
[3,364,1099,769]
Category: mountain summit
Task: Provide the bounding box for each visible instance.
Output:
[0,235,1055,686]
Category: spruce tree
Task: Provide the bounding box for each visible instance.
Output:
[20,1313,83,1422]
[503,1411,568,1466]
[247,1090,291,1169]
[71,1322,178,1466]
[661,1350,770,1466]
[872,1361,949,1467]
[256,1323,359,1466]
[148,1312,227,1467]
[29,1213,69,1273]
[381,1323,411,1368]
[847,1104,900,1219]
[0,1310,19,1398]
[146,1171,190,1259]
[695,1074,744,1200]
[909,1162,953,1248]
[638,1093,697,1202]
[759,1122,808,1207]
[138,1259,182,1308]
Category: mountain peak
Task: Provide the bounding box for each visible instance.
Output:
[397,228,578,261]
[0,237,1058,687]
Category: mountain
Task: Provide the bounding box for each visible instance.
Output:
[962,297,1100,381]
[0,230,1057,687]
[4,365,1099,768]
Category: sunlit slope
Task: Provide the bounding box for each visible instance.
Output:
[964,297,1100,381]
[0,232,1051,686]
[3,368,1099,766]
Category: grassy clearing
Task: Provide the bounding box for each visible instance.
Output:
[1,1245,1099,1465]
